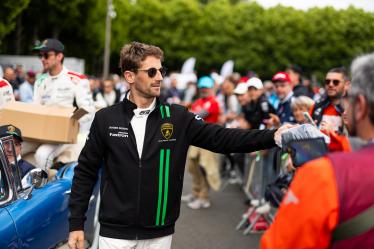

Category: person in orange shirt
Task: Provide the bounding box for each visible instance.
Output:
[261,53,374,249]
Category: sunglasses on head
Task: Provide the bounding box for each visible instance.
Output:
[325,79,341,86]
[138,67,167,78]
[38,52,56,59]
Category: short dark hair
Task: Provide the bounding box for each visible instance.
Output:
[287,64,303,75]
[3,65,14,72]
[119,41,164,73]
[328,67,349,81]
[59,52,64,64]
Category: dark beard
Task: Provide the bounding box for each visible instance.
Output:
[329,92,344,103]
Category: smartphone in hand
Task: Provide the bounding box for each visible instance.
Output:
[303,112,316,126]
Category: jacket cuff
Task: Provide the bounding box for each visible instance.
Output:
[267,129,277,148]
[69,218,85,232]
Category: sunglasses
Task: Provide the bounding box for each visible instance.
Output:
[138,67,167,78]
[38,52,56,59]
[325,79,341,86]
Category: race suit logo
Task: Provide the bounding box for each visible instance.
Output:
[161,123,173,140]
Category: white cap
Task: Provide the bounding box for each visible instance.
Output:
[210,72,224,85]
[247,77,263,90]
[234,83,249,95]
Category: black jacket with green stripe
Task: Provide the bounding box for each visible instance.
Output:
[69,96,276,240]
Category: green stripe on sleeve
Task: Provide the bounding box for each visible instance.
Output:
[156,149,165,226]
[161,149,170,225]
[160,105,165,119]
[165,105,170,118]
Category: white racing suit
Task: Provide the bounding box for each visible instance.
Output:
[26,67,95,169]
[0,78,15,107]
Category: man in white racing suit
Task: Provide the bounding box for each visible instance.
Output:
[0,78,15,107]
[26,38,94,169]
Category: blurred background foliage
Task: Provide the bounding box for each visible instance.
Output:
[1,0,374,81]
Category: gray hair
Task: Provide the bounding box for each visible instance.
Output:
[350,53,374,123]
[291,96,315,110]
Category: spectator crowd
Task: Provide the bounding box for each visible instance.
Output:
[1,39,372,249]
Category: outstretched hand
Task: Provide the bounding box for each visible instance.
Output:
[68,230,85,249]
[274,123,298,147]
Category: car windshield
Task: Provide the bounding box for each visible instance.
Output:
[0,141,10,204]
[0,137,23,192]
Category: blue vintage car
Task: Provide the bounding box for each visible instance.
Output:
[0,136,100,249]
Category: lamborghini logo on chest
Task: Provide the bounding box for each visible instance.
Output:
[161,123,173,140]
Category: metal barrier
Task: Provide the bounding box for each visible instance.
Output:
[236,148,287,235]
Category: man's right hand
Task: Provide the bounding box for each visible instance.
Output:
[68,230,85,249]
[274,123,298,147]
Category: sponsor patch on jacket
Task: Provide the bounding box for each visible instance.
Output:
[108,126,129,138]
[195,115,203,121]
[57,87,71,92]
[284,190,299,205]
[161,123,173,140]
[139,110,151,115]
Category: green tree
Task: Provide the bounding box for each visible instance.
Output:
[0,0,30,43]
[2,0,374,80]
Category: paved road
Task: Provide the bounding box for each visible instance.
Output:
[172,173,261,249]
[60,173,262,249]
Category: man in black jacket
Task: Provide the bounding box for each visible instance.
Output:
[68,42,292,249]
[246,77,276,129]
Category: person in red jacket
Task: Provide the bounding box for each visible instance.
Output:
[183,76,222,209]
[0,78,15,107]
[261,53,374,249]
[311,67,351,152]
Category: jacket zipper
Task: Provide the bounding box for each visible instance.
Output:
[130,105,158,239]
[136,159,141,240]
[128,123,142,240]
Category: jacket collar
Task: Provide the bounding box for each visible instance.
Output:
[319,94,344,114]
[48,66,68,79]
[122,90,162,116]
[280,91,294,104]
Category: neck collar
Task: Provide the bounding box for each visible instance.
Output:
[49,66,66,78]
[281,91,293,103]
[123,90,161,110]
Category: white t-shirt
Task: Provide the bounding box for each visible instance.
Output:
[128,93,156,157]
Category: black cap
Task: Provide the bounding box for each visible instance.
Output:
[32,39,64,53]
[0,124,23,142]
